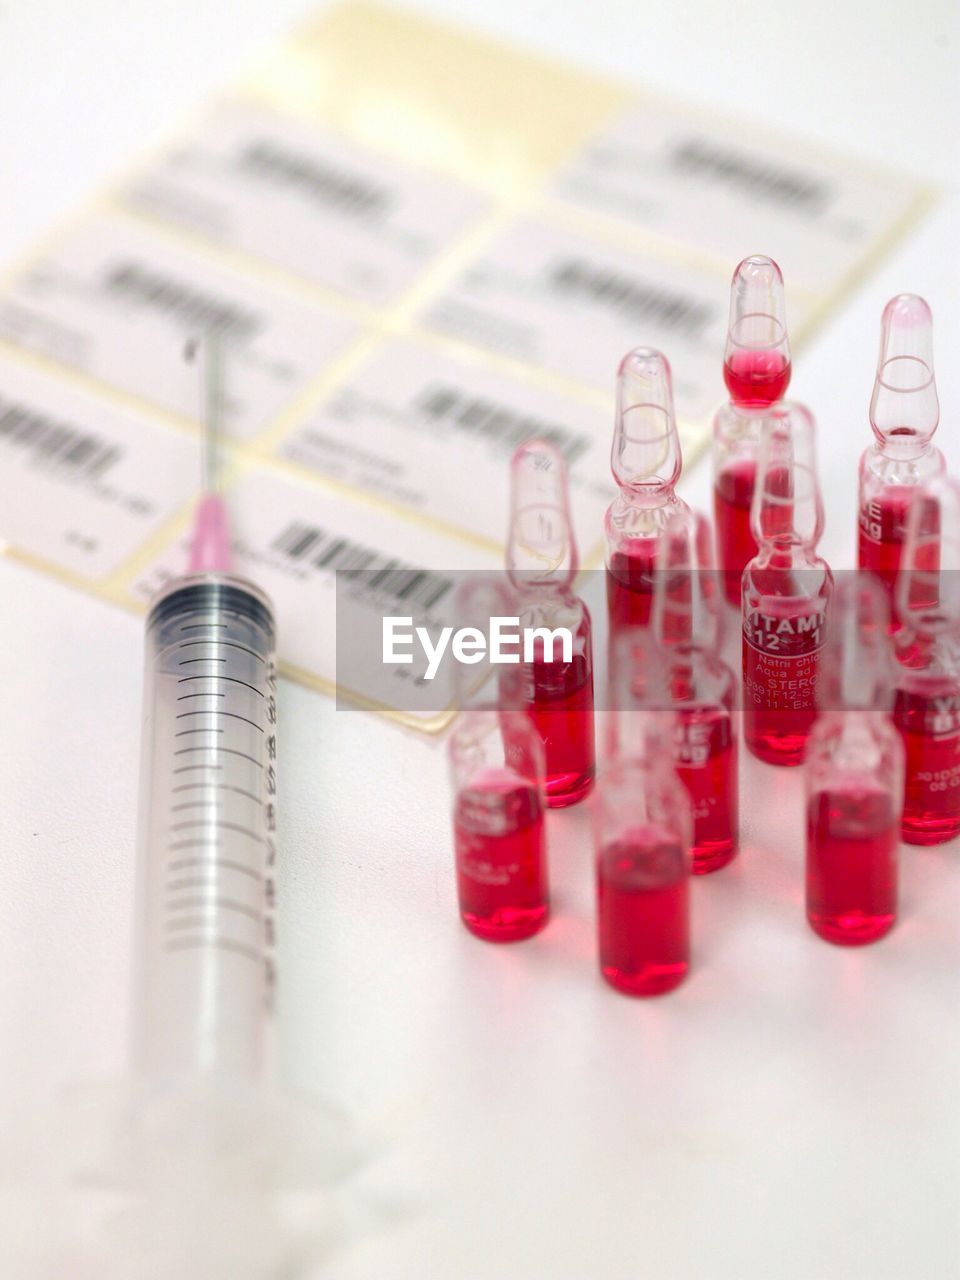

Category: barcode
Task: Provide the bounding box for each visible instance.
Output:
[415,384,591,464]
[0,395,121,478]
[103,261,262,339]
[669,139,832,213]
[239,140,392,221]
[548,258,715,338]
[272,522,453,609]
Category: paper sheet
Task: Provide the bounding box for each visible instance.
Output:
[0,2,932,724]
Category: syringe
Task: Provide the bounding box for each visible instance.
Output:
[74,334,356,1280]
[134,329,278,1083]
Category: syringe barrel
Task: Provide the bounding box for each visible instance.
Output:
[133,574,277,1083]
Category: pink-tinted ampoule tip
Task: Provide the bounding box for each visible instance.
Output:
[605,348,685,632]
[188,493,233,575]
[858,294,942,605]
[722,255,791,410]
[868,294,939,450]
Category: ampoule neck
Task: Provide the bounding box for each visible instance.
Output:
[515,577,567,603]
[819,709,888,771]
[756,535,820,567]
[605,489,687,551]
[895,625,960,680]
[516,581,584,628]
[616,479,676,508]
[713,401,764,443]
[827,706,887,732]
[876,432,931,463]
[615,745,684,799]
[605,647,675,763]
[863,441,944,481]
[667,649,732,707]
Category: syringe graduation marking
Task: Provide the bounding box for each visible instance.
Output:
[175,710,263,731]
[167,865,264,888]
[173,747,262,766]
[176,675,265,697]
[164,936,262,964]
[164,896,263,923]
[169,819,264,841]
[171,783,261,803]
[170,608,248,623]
[176,639,265,662]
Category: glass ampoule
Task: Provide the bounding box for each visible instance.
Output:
[593,636,692,996]
[805,576,903,944]
[605,348,688,634]
[893,476,960,845]
[448,704,548,942]
[505,438,595,806]
[858,295,944,609]
[714,255,792,606]
[742,403,832,765]
[653,508,738,873]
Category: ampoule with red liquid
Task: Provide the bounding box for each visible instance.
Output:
[713,255,791,605]
[653,508,738,873]
[449,706,548,941]
[505,438,595,806]
[858,295,944,609]
[742,403,832,766]
[605,348,688,634]
[893,477,960,845]
[594,636,692,996]
[805,576,902,944]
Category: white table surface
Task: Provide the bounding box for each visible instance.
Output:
[1,2,958,1277]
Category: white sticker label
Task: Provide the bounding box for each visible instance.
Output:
[131,469,498,719]
[277,337,610,554]
[551,100,923,297]
[121,100,491,305]
[421,218,788,422]
[0,212,360,440]
[0,354,197,578]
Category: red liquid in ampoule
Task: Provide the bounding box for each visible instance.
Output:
[674,706,737,873]
[523,657,595,808]
[596,825,689,996]
[714,458,757,607]
[454,768,548,941]
[858,485,917,604]
[893,684,960,845]
[606,538,660,633]
[742,591,825,765]
[723,349,791,408]
[806,788,898,945]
